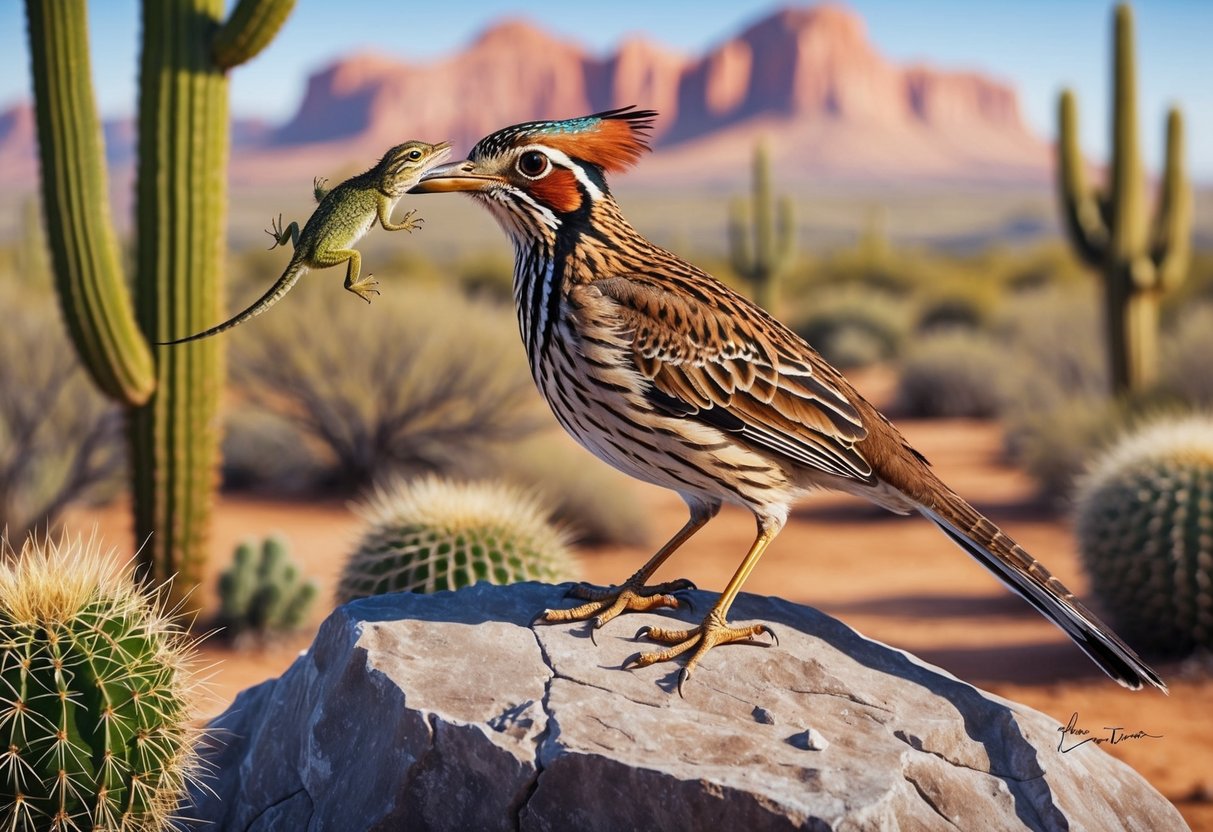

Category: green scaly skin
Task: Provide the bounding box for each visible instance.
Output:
[160,139,452,344]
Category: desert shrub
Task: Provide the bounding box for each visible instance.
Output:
[221,405,327,493]
[454,251,514,303]
[1159,303,1213,406]
[227,281,544,492]
[791,286,914,369]
[488,434,652,546]
[0,281,123,540]
[894,330,1006,418]
[1003,396,1130,505]
[338,476,578,603]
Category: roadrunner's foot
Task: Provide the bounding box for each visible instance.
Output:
[540,578,696,633]
[347,276,381,303]
[625,610,777,695]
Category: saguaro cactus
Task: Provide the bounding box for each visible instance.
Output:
[25,0,295,613]
[1056,3,1192,395]
[729,143,795,315]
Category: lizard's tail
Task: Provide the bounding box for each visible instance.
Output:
[914,483,1166,693]
[158,261,307,345]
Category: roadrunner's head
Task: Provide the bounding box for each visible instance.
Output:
[411,107,656,244]
[375,140,453,197]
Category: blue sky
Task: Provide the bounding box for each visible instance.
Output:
[2,0,1210,179]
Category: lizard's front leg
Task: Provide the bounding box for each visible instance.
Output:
[265,213,302,250]
[315,248,378,303]
[377,197,424,233]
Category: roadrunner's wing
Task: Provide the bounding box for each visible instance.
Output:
[578,273,876,485]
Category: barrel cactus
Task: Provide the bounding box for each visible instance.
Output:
[1074,415,1213,656]
[338,477,578,604]
[0,533,199,831]
[217,535,317,640]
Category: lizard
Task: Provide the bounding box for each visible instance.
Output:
[159,139,452,344]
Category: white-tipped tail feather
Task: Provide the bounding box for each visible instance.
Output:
[917,501,1167,693]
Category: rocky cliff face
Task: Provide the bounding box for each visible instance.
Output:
[1,4,1050,187]
[187,583,1185,831]
[264,4,1047,184]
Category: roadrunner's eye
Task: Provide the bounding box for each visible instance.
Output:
[517,151,551,178]
[407,149,423,161]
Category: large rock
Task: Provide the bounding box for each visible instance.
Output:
[188,583,1186,831]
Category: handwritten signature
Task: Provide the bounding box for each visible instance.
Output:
[1057,712,1162,753]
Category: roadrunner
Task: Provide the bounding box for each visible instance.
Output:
[412,107,1166,695]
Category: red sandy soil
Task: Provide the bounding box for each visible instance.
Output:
[66,407,1213,829]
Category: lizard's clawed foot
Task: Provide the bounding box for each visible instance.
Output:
[399,209,424,233]
[347,276,381,303]
[539,577,695,634]
[312,177,330,202]
[624,610,777,696]
[265,213,288,250]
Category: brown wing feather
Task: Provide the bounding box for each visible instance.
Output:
[581,274,875,484]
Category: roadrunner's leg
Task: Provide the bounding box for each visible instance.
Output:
[627,515,781,694]
[542,498,720,630]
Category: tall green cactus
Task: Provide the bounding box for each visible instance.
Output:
[729,142,795,315]
[25,0,295,613]
[1056,3,1192,395]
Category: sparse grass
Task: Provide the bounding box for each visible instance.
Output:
[790,286,914,369]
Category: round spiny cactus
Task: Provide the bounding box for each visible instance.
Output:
[338,477,578,604]
[0,533,200,831]
[1074,414,1213,656]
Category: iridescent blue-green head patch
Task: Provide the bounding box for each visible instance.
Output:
[469,106,657,174]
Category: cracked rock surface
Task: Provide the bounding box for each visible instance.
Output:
[187,583,1185,831]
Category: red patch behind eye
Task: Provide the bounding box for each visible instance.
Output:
[542,118,650,174]
[528,168,582,213]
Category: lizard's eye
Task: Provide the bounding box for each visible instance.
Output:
[407,149,423,161]
[517,151,551,179]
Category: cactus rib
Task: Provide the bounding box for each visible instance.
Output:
[24,0,155,407]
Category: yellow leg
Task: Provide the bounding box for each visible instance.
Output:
[627,518,780,695]
[541,500,719,632]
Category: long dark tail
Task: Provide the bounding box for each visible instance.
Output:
[158,260,307,345]
[915,488,1166,692]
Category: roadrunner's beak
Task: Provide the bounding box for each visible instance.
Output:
[410,160,505,193]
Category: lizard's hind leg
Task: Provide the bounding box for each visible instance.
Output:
[316,249,379,303]
[266,214,301,250]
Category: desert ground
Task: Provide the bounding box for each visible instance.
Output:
[66,370,1213,830]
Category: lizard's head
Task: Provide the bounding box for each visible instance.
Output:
[378,140,453,196]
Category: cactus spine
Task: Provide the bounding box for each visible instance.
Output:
[1056,3,1192,395]
[217,535,317,638]
[1074,415,1213,656]
[24,0,295,612]
[338,478,578,604]
[0,533,200,831]
[729,142,795,315]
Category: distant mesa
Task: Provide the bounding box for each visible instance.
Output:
[1,4,1050,188]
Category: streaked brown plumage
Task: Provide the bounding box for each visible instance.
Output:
[412,107,1166,695]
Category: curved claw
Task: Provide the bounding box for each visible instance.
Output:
[673,591,695,613]
[677,668,692,698]
[589,622,599,646]
[621,652,645,671]
[532,609,558,627]
[634,626,652,641]
[760,625,779,647]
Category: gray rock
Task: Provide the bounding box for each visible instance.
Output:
[188,583,1187,831]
